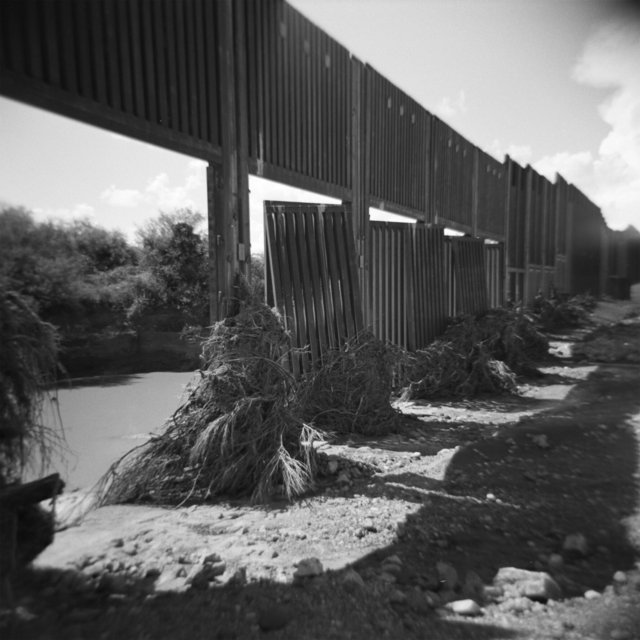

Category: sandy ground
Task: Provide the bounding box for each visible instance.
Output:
[3,297,640,639]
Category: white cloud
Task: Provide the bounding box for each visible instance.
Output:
[100,185,143,208]
[100,161,206,212]
[535,21,640,230]
[434,90,467,120]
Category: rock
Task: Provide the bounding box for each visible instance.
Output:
[610,630,632,640]
[584,589,600,599]
[228,566,247,586]
[532,434,550,448]
[342,568,365,591]
[327,459,339,475]
[548,554,564,571]
[424,591,441,607]
[447,599,482,616]
[482,585,504,602]
[462,571,484,600]
[384,554,402,566]
[379,571,397,583]
[406,589,432,614]
[294,557,323,579]
[257,604,293,632]
[201,552,222,564]
[436,561,458,591]
[410,452,421,459]
[337,471,350,484]
[381,562,402,577]
[389,589,407,604]
[14,606,37,622]
[185,561,225,589]
[418,570,440,591]
[503,596,532,613]
[99,573,129,594]
[111,538,124,548]
[493,567,562,602]
[363,519,377,532]
[613,570,627,584]
[145,566,163,579]
[563,533,589,557]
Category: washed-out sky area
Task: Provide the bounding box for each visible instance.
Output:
[1,0,639,255]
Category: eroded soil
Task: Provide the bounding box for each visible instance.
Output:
[3,302,640,640]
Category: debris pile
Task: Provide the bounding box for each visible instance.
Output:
[98,301,324,505]
[297,331,401,436]
[533,293,597,331]
[403,309,548,400]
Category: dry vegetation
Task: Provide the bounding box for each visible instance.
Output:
[402,309,549,400]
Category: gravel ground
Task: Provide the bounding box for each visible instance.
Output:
[3,301,640,640]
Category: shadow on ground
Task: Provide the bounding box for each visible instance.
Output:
[348,363,640,594]
[5,364,640,640]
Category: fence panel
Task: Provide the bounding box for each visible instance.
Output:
[367,66,430,217]
[476,149,507,239]
[0,0,222,156]
[264,201,362,375]
[506,158,527,270]
[451,237,488,315]
[368,222,411,347]
[412,225,448,347]
[484,243,504,308]
[244,0,351,192]
[568,184,606,295]
[430,117,475,233]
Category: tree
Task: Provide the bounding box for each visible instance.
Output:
[132,209,209,328]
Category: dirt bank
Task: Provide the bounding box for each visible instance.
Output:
[3,301,640,640]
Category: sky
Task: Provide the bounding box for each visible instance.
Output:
[1,0,639,255]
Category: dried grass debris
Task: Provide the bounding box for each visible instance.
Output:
[297,331,401,437]
[97,301,324,506]
[402,309,548,400]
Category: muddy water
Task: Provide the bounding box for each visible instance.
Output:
[44,371,195,490]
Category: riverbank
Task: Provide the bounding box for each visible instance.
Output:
[60,330,201,376]
[5,300,640,639]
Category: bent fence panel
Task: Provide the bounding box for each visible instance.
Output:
[451,237,488,315]
[484,243,505,308]
[264,201,363,375]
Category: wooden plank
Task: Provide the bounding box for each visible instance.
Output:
[302,209,329,357]
[244,0,258,160]
[151,2,168,133]
[207,164,221,322]
[159,0,175,129]
[102,0,120,109]
[41,0,61,86]
[58,0,77,94]
[71,0,91,98]
[184,0,199,137]
[284,210,311,371]
[233,0,250,266]
[265,0,277,167]
[294,11,304,177]
[151,0,170,131]
[202,0,219,145]
[118,0,135,114]
[174,0,189,133]
[139,0,157,123]
[127,0,146,118]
